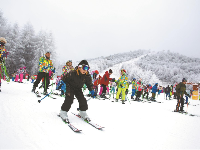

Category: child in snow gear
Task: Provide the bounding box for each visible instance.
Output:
[135,78,143,101]
[131,78,137,99]
[165,85,171,100]
[32,52,53,94]
[0,37,9,92]
[62,60,74,75]
[116,69,128,104]
[143,85,149,99]
[175,78,189,112]
[151,83,158,101]
[100,69,113,99]
[59,60,96,122]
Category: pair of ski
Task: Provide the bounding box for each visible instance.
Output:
[58,112,104,132]
[173,110,200,117]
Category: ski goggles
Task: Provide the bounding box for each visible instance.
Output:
[78,64,90,71]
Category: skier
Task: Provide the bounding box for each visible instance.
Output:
[32,52,53,94]
[100,69,113,99]
[151,83,158,101]
[62,60,74,76]
[165,85,171,100]
[92,70,101,93]
[110,80,117,99]
[0,37,8,92]
[19,67,26,83]
[175,78,189,112]
[59,60,96,122]
[143,85,149,99]
[131,78,137,99]
[135,78,143,101]
[116,69,128,104]
[173,83,178,99]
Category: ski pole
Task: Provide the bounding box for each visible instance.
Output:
[38,90,56,103]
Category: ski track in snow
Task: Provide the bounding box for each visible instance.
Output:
[0,80,200,149]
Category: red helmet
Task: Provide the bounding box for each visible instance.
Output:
[121,69,126,73]
[95,70,99,74]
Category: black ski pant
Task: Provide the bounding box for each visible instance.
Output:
[61,87,88,112]
[176,96,184,111]
[101,84,107,95]
[33,72,49,92]
[136,91,142,99]
[143,91,149,99]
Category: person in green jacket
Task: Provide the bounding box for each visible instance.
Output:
[175,78,189,112]
[116,69,128,104]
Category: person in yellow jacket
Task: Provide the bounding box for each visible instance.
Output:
[116,69,128,104]
[32,52,53,94]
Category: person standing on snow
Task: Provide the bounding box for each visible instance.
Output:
[115,69,128,104]
[135,78,143,101]
[0,37,8,92]
[165,85,171,100]
[32,52,53,94]
[100,69,113,99]
[151,83,158,101]
[175,78,189,112]
[131,78,137,100]
[59,60,96,122]
[62,60,74,76]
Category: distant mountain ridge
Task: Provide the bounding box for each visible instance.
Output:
[88,50,200,85]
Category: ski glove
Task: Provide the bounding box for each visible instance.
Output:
[90,90,97,98]
[112,78,115,82]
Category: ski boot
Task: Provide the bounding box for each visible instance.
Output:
[122,100,125,104]
[100,93,108,99]
[31,86,36,93]
[79,111,91,122]
[59,110,69,123]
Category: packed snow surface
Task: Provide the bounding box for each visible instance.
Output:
[0,80,200,150]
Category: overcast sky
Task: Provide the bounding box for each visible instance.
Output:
[1,0,200,63]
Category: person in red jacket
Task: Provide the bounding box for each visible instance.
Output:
[100,69,113,99]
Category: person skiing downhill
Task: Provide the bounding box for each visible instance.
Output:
[59,60,96,122]
[116,69,128,104]
[32,52,53,94]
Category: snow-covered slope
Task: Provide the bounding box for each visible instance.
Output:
[100,54,164,86]
[0,80,200,149]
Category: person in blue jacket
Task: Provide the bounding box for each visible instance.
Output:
[150,83,158,101]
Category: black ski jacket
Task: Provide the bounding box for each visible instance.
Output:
[62,69,93,91]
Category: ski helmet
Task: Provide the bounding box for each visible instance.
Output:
[182,78,187,82]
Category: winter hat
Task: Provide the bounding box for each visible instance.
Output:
[109,69,113,74]
[133,78,136,80]
[182,78,187,82]
[78,60,89,66]
[0,37,7,43]
[121,69,126,73]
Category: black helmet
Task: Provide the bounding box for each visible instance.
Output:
[182,78,187,82]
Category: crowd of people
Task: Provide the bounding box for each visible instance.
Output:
[0,36,195,123]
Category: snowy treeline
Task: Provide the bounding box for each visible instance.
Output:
[88,50,150,73]
[135,50,200,84]
[0,11,56,76]
[86,50,200,85]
